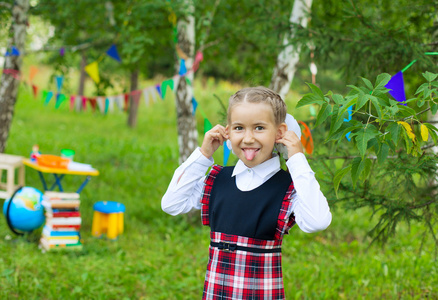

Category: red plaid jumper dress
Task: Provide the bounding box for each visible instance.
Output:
[201,165,296,300]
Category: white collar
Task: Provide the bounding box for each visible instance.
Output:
[232,154,281,179]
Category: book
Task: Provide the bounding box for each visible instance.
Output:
[39,238,83,251]
[42,226,80,237]
[41,236,79,244]
[45,211,81,218]
[45,217,81,226]
[44,224,81,231]
[44,191,80,199]
[42,199,80,209]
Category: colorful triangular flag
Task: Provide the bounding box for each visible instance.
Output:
[106,96,115,113]
[179,59,187,76]
[155,84,162,99]
[31,85,38,99]
[124,93,129,111]
[84,61,100,84]
[191,97,198,116]
[192,51,204,72]
[96,96,105,113]
[5,46,20,56]
[55,94,66,109]
[104,98,110,114]
[44,91,54,106]
[69,95,75,111]
[385,71,406,105]
[161,79,174,99]
[204,118,213,134]
[115,95,124,111]
[82,96,88,111]
[29,66,38,82]
[55,76,64,92]
[143,88,151,106]
[106,44,121,62]
[88,98,97,112]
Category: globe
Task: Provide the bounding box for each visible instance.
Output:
[3,187,45,232]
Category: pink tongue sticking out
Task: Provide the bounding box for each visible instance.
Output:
[244,149,257,161]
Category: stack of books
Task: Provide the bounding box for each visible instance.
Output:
[40,191,82,251]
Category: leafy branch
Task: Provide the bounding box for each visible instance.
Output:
[298,71,438,248]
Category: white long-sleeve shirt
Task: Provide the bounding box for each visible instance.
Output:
[162,148,332,233]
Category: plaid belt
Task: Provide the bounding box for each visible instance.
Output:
[210,241,281,253]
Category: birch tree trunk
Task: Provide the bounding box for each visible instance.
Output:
[269,0,312,100]
[0,0,29,153]
[175,0,197,164]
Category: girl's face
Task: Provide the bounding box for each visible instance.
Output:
[226,101,286,168]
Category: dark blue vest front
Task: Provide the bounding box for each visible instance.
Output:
[209,167,292,240]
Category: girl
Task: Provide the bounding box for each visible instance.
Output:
[162,87,331,299]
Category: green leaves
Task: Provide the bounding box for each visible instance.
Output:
[298,71,438,197]
[334,166,351,196]
[355,126,379,157]
[296,83,326,108]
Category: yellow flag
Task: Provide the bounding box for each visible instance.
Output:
[84,61,100,84]
[420,124,429,141]
[397,121,416,141]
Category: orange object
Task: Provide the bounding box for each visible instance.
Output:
[37,155,70,169]
[298,121,314,155]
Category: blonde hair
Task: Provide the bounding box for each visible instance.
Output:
[227,86,287,125]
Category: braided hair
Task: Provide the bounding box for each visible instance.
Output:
[227,86,287,125]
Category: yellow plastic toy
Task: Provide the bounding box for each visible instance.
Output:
[91,201,125,240]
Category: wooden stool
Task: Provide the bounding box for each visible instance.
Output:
[91,201,125,240]
[0,154,25,199]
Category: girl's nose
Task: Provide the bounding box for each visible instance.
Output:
[243,130,255,144]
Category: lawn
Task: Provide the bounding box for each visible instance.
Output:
[1,81,437,299]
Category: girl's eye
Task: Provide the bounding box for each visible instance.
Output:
[234,126,243,131]
[255,126,264,131]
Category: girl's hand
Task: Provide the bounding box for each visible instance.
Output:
[276,130,304,159]
[200,125,228,158]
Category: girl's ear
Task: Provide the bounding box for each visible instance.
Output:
[276,123,287,139]
[225,125,229,135]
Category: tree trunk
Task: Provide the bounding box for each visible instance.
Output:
[175,0,197,164]
[78,52,87,98]
[269,0,312,100]
[0,0,29,153]
[127,69,139,128]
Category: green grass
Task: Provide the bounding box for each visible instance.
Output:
[1,83,437,299]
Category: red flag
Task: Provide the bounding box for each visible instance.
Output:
[124,93,129,111]
[82,96,87,111]
[70,95,75,111]
[88,97,97,112]
[32,84,38,99]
